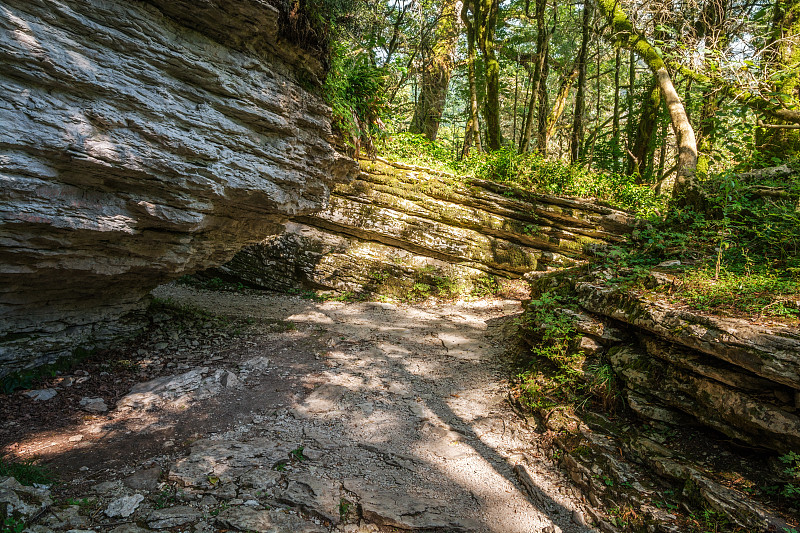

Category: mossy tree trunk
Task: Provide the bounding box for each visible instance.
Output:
[756,0,800,159]
[545,62,580,143]
[410,0,461,141]
[476,0,502,150]
[462,0,483,156]
[535,11,554,154]
[570,1,592,162]
[612,48,621,172]
[694,0,730,177]
[594,0,701,208]
[625,50,636,162]
[521,0,549,153]
[627,78,661,183]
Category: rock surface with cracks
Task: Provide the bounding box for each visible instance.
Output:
[0,284,597,533]
[0,0,357,376]
[213,158,634,296]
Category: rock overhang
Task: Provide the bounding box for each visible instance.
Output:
[0,0,357,375]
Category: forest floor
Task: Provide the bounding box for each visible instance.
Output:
[1,283,597,533]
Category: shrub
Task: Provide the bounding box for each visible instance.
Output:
[325,43,387,155]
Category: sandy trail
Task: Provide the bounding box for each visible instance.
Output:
[148,285,592,533]
[3,284,594,533]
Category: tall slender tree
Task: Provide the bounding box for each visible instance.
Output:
[756,0,800,157]
[462,0,483,156]
[410,0,461,141]
[595,0,700,205]
[476,0,502,150]
[570,1,592,162]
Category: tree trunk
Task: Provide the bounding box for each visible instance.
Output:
[513,51,520,146]
[594,0,700,207]
[627,78,661,182]
[545,63,580,141]
[612,48,621,172]
[535,30,552,153]
[409,0,460,141]
[521,0,549,153]
[518,65,534,150]
[478,0,501,150]
[694,0,730,177]
[625,50,635,158]
[696,92,718,177]
[656,115,668,193]
[570,1,591,162]
[462,0,482,157]
[756,0,800,158]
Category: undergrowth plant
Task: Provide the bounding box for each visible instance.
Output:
[1,347,95,395]
[325,42,387,155]
[379,133,667,216]
[0,456,54,486]
[524,292,579,369]
[593,167,800,321]
[780,451,800,498]
[515,286,623,412]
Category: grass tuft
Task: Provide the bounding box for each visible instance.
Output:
[0,456,55,486]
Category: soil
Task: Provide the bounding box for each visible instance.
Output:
[1,283,596,533]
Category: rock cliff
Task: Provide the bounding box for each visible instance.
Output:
[0,0,357,375]
[525,269,800,454]
[520,269,800,531]
[213,158,634,297]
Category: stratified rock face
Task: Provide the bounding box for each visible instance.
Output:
[524,270,800,454]
[0,0,357,375]
[215,159,633,295]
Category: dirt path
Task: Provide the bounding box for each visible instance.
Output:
[3,285,594,533]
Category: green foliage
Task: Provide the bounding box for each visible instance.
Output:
[516,290,621,412]
[177,275,246,292]
[0,456,54,486]
[1,516,25,533]
[382,133,457,173]
[65,497,95,509]
[704,167,800,269]
[380,135,666,215]
[339,498,353,519]
[598,166,800,321]
[516,291,582,409]
[2,347,95,395]
[208,502,229,517]
[432,273,460,297]
[325,42,387,153]
[287,287,326,302]
[524,291,578,368]
[687,507,732,533]
[276,0,362,56]
[290,446,307,461]
[471,274,500,297]
[679,268,799,318]
[154,487,178,509]
[458,149,665,215]
[410,282,432,299]
[780,451,800,498]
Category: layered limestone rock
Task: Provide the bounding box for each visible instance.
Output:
[524,269,800,454]
[215,159,634,296]
[0,0,357,375]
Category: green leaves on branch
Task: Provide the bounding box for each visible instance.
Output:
[324,43,388,154]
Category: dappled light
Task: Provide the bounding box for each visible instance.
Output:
[2,0,799,532]
[1,284,594,532]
